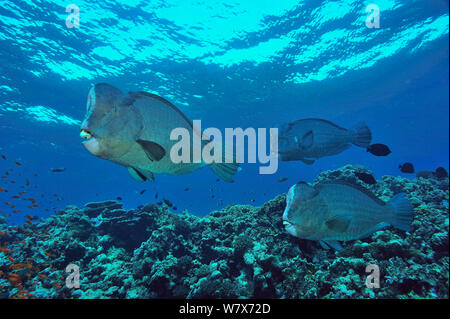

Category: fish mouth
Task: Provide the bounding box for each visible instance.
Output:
[80,129,94,142]
[277,151,292,157]
[283,220,293,228]
[283,220,297,237]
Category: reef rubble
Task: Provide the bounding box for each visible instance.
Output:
[0,165,448,299]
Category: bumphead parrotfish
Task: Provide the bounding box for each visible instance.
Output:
[80,83,239,182]
[282,182,413,250]
[277,119,372,164]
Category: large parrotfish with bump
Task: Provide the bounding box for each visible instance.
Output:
[282,182,414,250]
[80,83,238,182]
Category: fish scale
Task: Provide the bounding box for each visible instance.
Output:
[318,185,390,240]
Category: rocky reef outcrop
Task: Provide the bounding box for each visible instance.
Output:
[0,165,448,299]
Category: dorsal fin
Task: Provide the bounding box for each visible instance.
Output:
[287,118,347,131]
[126,91,212,142]
[128,91,194,129]
[315,181,386,206]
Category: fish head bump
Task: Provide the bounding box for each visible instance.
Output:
[80,83,142,159]
[283,182,324,239]
[277,126,303,161]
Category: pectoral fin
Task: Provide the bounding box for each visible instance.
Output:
[127,167,147,182]
[127,167,155,182]
[325,216,352,233]
[136,139,166,161]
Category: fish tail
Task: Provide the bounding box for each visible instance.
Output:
[349,122,372,148]
[210,162,239,182]
[387,193,414,231]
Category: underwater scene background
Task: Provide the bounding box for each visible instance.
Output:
[0,0,448,299]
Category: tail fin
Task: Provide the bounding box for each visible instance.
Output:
[350,122,372,148]
[388,193,414,231]
[210,162,239,182]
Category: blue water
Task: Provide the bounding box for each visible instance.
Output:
[0,0,448,224]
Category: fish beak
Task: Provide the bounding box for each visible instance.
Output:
[80,129,93,142]
[283,220,292,228]
[283,220,297,237]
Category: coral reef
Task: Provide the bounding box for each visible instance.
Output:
[0,165,448,299]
